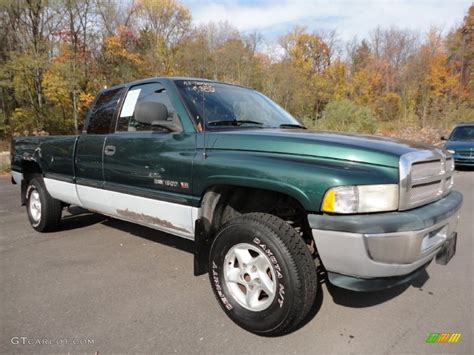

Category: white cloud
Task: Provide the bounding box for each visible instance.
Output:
[183,0,471,41]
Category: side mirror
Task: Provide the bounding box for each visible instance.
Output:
[134,101,181,132]
[135,101,168,125]
[440,136,447,141]
[151,120,182,132]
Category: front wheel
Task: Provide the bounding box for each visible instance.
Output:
[26,178,62,232]
[209,213,317,336]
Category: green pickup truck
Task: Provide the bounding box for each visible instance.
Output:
[10,77,463,336]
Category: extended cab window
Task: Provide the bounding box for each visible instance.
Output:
[87,88,124,134]
[116,83,182,132]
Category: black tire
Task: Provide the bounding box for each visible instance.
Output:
[26,178,62,232]
[209,213,317,336]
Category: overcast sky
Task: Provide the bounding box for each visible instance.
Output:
[182,0,471,42]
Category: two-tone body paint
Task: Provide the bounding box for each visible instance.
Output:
[10,77,438,213]
[10,76,464,289]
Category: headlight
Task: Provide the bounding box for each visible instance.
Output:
[447,149,455,154]
[322,184,399,214]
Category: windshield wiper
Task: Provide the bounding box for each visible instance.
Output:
[207,119,264,127]
[279,124,306,129]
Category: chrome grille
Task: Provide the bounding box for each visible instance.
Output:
[399,150,454,210]
[411,160,443,180]
[458,150,473,157]
[409,181,443,204]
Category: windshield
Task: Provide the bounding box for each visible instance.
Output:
[450,126,474,141]
[174,80,301,130]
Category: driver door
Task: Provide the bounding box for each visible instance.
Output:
[102,82,197,237]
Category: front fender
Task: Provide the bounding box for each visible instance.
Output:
[201,175,312,209]
[193,151,399,212]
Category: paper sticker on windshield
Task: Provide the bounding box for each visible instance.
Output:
[120,89,141,117]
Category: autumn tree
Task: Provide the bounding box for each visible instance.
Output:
[136,0,191,75]
[279,27,335,118]
[403,30,459,127]
[0,0,61,135]
[96,0,137,36]
[99,25,145,84]
[0,0,472,144]
[281,26,331,75]
[447,5,473,103]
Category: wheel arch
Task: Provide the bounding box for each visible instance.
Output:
[19,159,43,205]
[194,182,312,276]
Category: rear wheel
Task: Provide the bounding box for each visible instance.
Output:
[209,213,317,336]
[26,178,62,232]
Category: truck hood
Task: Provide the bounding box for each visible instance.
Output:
[206,129,437,168]
[444,140,474,151]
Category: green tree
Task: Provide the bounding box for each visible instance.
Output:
[314,99,378,134]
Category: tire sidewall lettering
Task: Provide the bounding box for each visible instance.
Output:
[252,237,286,308]
[208,215,313,335]
[211,261,233,310]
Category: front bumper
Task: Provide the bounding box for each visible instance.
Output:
[308,191,463,289]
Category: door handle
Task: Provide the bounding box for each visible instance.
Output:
[104,145,116,156]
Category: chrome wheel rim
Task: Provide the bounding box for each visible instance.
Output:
[223,243,277,312]
[29,190,41,225]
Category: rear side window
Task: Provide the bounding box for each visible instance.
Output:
[87,88,124,134]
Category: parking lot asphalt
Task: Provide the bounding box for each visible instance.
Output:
[0,171,473,354]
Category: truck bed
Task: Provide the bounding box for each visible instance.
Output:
[11,136,79,180]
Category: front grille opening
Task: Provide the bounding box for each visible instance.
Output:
[411,159,443,180]
[412,159,440,165]
[412,180,442,189]
[410,180,443,203]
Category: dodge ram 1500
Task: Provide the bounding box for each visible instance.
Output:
[11,77,462,335]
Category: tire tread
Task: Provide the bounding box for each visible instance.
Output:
[211,212,317,336]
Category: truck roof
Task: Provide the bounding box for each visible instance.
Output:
[101,76,249,93]
[454,122,474,127]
